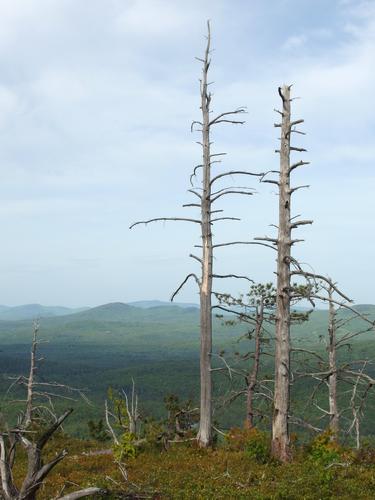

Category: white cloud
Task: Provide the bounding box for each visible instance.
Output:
[282,34,307,51]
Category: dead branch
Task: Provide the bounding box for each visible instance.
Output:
[211,217,241,223]
[209,108,246,126]
[57,488,105,500]
[170,273,201,302]
[210,171,263,186]
[213,241,277,252]
[211,274,254,282]
[211,190,255,203]
[129,217,201,229]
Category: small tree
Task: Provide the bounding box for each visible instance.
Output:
[104,381,141,445]
[163,394,199,442]
[214,283,276,429]
[214,282,312,431]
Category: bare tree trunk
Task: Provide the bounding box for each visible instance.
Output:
[327,286,339,439]
[129,20,254,448]
[245,303,263,429]
[24,321,39,427]
[272,85,292,462]
[197,23,213,448]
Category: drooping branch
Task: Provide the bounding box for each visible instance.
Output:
[210,170,263,186]
[289,160,310,173]
[171,273,201,302]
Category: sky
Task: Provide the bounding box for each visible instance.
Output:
[0,0,374,307]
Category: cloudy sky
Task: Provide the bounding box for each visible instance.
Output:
[0,0,373,307]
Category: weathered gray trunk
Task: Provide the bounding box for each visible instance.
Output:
[272,85,292,462]
[245,304,263,429]
[328,287,339,438]
[24,324,38,427]
[197,26,213,448]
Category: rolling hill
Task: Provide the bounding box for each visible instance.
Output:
[0,301,374,437]
[0,304,88,321]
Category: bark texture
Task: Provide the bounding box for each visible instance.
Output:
[327,286,339,438]
[272,85,292,462]
[24,321,39,427]
[197,22,213,448]
[129,21,254,448]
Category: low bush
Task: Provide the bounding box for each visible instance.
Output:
[113,432,137,461]
[307,431,346,466]
[226,427,270,463]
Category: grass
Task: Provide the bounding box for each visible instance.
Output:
[10,434,375,499]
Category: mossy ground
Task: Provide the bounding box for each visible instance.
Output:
[11,435,375,499]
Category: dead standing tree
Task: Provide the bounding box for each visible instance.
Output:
[130,22,261,447]
[327,284,339,437]
[259,85,312,462]
[0,325,99,500]
[292,278,375,443]
[6,322,88,428]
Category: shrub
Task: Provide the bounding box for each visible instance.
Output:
[226,427,270,463]
[307,431,342,465]
[87,419,109,442]
[113,432,137,461]
[354,441,375,464]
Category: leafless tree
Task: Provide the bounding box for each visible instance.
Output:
[256,84,312,461]
[292,279,375,444]
[130,21,261,447]
[5,321,88,428]
[327,284,339,437]
[0,324,99,500]
[104,380,142,444]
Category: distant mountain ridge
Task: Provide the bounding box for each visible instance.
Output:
[0,300,199,322]
[0,301,373,322]
[0,304,88,321]
[128,300,199,309]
